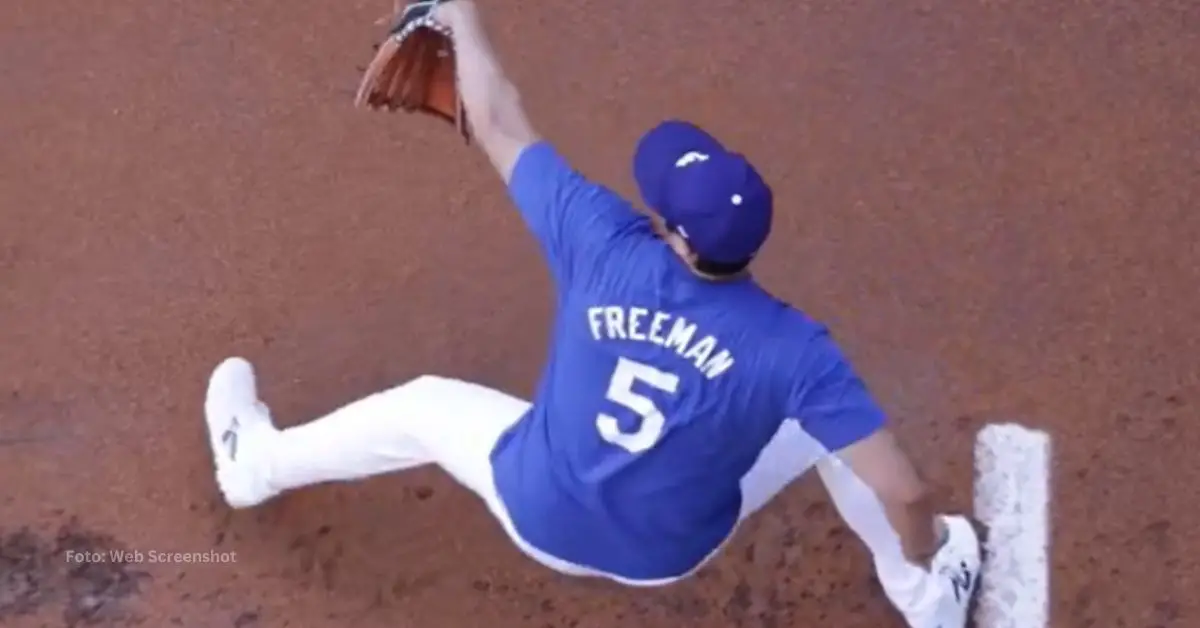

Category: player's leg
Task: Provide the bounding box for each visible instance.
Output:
[204,357,619,580]
[203,356,529,508]
[734,421,980,628]
[817,430,980,628]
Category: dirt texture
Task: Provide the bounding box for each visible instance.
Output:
[2,0,1198,626]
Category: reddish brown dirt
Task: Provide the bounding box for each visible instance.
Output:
[2,1,1197,626]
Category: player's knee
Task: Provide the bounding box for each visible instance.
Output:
[388,374,456,407]
[402,374,454,393]
[405,374,452,387]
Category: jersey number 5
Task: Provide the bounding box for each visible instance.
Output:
[596,357,681,453]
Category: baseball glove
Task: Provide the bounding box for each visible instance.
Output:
[355,0,469,142]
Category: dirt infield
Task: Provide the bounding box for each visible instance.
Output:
[2,1,1197,626]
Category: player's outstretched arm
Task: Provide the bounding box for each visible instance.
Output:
[435,0,540,183]
[789,339,947,569]
[821,429,945,567]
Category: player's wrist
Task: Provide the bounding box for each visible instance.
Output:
[433,0,477,30]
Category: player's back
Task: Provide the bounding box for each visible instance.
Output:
[490,134,884,582]
[490,219,826,581]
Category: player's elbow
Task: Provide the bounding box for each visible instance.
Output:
[471,82,538,144]
[826,428,932,507]
[883,474,933,509]
[854,457,930,508]
[875,456,934,510]
[470,83,541,182]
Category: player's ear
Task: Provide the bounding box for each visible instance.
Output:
[646,212,668,236]
[661,230,693,259]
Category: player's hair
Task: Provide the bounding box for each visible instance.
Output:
[694,256,752,277]
[661,219,753,277]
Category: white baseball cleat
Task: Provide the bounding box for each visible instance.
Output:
[921,515,983,628]
[204,357,281,509]
[883,514,983,628]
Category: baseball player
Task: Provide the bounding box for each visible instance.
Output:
[204,1,981,626]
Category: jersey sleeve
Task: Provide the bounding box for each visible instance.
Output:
[786,332,888,454]
[507,141,645,285]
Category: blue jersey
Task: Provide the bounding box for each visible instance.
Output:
[489,143,886,581]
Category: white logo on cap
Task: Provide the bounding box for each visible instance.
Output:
[731,194,743,206]
[675,151,710,168]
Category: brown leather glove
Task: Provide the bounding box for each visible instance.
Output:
[355,0,468,142]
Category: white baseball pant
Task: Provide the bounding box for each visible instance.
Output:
[258,375,937,606]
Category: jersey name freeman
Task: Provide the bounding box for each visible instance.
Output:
[585,306,735,380]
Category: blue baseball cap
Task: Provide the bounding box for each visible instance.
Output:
[633,120,773,264]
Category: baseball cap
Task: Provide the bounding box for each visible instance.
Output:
[633,120,773,264]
